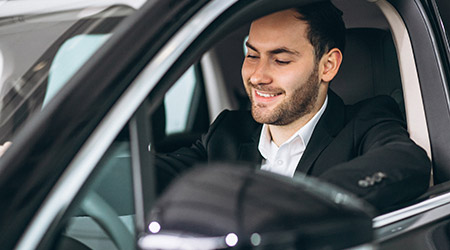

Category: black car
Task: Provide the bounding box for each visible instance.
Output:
[0,0,450,249]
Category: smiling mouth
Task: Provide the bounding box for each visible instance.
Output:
[255,90,282,98]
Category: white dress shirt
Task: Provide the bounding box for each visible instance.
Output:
[258,96,328,177]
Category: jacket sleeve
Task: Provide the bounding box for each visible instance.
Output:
[318,96,431,212]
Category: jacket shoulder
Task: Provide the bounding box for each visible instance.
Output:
[346,95,404,121]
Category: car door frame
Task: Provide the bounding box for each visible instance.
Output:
[3,1,211,249]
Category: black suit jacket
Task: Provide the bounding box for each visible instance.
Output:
[157,91,431,210]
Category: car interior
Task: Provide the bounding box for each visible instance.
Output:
[152,0,406,151]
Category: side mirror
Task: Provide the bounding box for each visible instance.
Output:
[139,164,375,249]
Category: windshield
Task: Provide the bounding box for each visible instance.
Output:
[0,1,144,143]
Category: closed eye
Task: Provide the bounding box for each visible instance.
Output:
[276,59,291,65]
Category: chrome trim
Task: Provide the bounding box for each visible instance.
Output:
[138,233,228,250]
[373,192,450,228]
[15,0,237,249]
[374,199,450,242]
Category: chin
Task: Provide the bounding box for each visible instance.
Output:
[251,110,270,124]
[251,109,278,124]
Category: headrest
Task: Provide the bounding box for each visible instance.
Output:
[331,28,402,106]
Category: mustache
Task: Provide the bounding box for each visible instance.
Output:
[247,80,284,93]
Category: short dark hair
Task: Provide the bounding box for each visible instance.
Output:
[295,2,346,60]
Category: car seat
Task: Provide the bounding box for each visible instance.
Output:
[331,28,403,113]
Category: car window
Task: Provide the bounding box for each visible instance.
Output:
[49,63,208,249]
[44,34,111,106]
[164,66,197,135]
[0,5,135,144]
[140,0,431,218]
[152,63,209,153]
[52,130,135,250]
[48,64,205,248]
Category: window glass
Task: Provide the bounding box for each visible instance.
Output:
[164,67,197,135]
[53,133,135,250]
[44,34,111,106]
[0,4,137,144]
[150,64,209,153]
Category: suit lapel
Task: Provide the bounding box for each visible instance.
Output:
[296,90,346,174]
[233,90,346,171]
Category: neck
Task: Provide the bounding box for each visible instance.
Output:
[268,113,314,146]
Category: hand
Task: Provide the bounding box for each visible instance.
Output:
[0,141,12,157]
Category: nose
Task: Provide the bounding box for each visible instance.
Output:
[249,60,271,85]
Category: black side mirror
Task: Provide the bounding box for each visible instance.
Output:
[140,164,375,249]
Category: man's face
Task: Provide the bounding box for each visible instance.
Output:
[242,9,325,126]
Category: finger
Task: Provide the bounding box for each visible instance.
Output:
[0,141,12,157]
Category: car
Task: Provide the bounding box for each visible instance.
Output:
[1,0,450,249]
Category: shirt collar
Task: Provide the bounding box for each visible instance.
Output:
[258,95,328,160]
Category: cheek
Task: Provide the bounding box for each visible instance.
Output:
[276,69,305,91]
[277,64,316,93]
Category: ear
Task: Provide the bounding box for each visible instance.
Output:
[320,48,343,83]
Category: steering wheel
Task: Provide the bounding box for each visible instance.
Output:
[80,191,135,250]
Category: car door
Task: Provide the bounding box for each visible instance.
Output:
[0,1,211,249]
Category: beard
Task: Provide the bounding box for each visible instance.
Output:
[247,65,320,126]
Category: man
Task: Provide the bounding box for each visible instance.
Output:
[157,2,430,211]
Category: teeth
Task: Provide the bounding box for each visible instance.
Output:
[256,91,278,98]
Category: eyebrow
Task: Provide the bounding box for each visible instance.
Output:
[245,41,300,56]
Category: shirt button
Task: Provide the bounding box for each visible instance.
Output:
[277,160,283,165]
